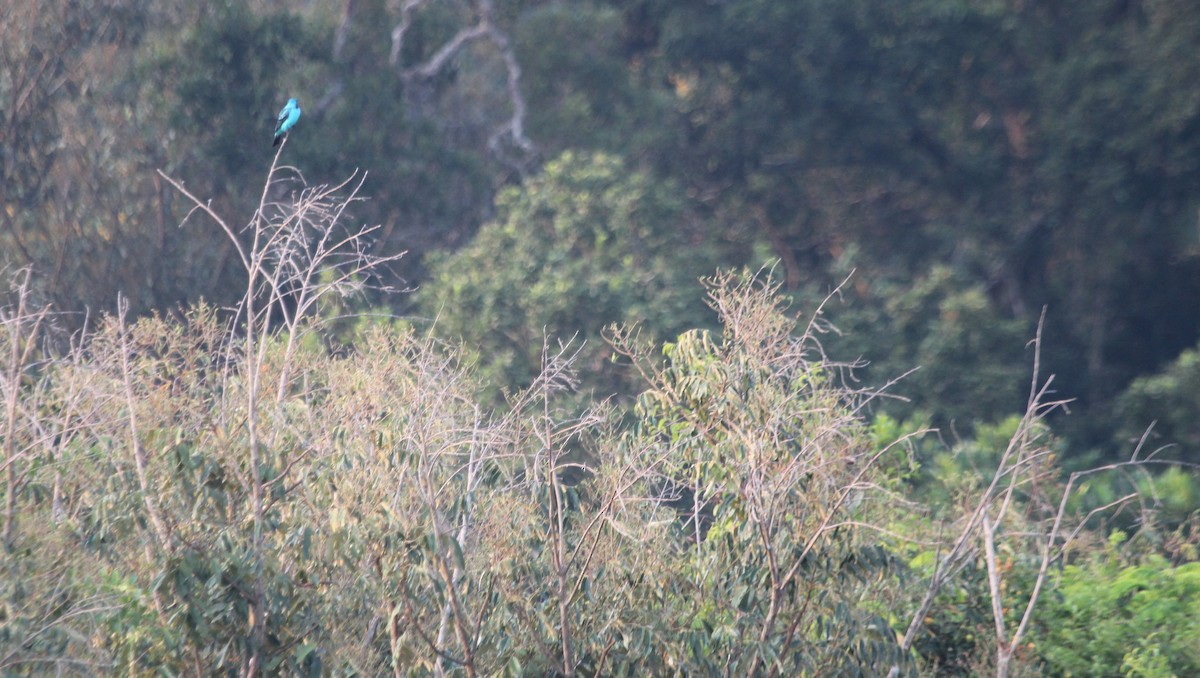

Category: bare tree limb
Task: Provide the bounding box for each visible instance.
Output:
[390,0,536,170]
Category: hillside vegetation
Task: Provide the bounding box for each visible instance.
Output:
[3,0,1200,674]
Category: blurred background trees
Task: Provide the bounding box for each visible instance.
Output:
[5,0,1199,460]
[417,151,714,404]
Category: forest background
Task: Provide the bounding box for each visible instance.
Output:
[3,0,1200,675]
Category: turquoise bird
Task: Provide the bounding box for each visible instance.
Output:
[273,98,301,147]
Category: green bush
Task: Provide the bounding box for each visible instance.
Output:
[419,150,715,403]
[1117,345,1200,461]
[1034,552,1200,676]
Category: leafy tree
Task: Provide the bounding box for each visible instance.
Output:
[418,150,715,402]
[1035,549,1200,677]
[826,265,1031,430]
[1117,344,1200,462]
[611,270,915,675]
[516,1,667,155]
[603,0,1200,455]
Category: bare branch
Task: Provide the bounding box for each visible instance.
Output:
[391,0,536,169]
[115,295,172,550]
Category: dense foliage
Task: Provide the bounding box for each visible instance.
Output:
[7,246,1187,674]
[5,0,1200,458]
[1037,551,1200,676]
[3,0,1200,673]
[418,151,713,403]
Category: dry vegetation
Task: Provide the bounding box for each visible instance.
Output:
[0,163,1188,676]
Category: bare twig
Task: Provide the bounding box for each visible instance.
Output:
[115,295,172,551]
[1,268,49,548]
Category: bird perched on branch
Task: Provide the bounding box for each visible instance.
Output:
[273,98,301,147]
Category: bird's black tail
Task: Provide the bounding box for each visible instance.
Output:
[273,133,284,147]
